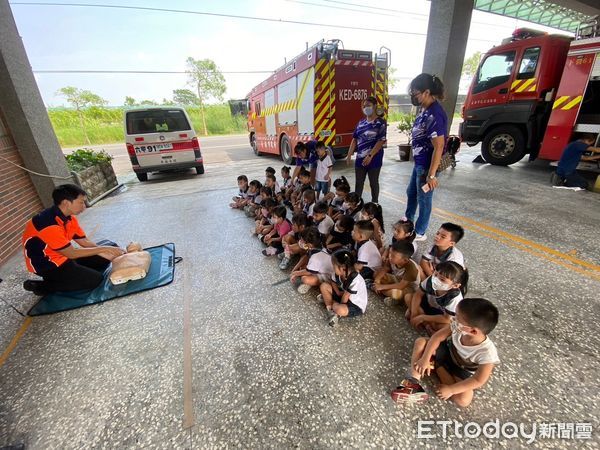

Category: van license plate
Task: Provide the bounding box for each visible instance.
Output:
[134,143,174,153]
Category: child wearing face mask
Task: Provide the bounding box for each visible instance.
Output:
[382,219,417,260]
[420,222,465,278]
[327,178,351,220]
[405,261,468,335]
[230,175,249,209]
[262,206,292,256]
[352,220,383,282]
[360,202,385,250]
[391,298,500,408]
[325,215,355,252]
[290,227,334,294]
[312,201,334,241]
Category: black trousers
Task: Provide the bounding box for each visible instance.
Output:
[355,165,382,203]
[39,256,110,292]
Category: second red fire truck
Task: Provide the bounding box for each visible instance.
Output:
[460,19,600,165]
[245,39,390,164]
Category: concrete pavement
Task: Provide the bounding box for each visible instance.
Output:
[0,128,598,448]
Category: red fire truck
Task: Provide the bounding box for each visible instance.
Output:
[460,20,600,165]
[245,40,389,164]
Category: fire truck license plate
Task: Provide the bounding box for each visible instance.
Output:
[134,143,173,153]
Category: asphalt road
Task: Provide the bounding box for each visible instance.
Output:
[62,122,464,183]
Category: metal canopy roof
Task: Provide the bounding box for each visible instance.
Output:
[474,0,599,33]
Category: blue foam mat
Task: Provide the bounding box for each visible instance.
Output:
[28,243,176,316]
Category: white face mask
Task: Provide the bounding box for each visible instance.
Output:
[342,202,350,210]
[363,107,374,116]
[451,317,469,335]
[431,275,452,292]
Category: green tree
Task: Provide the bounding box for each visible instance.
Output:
[388,67,399,91]
[56,86,107,144]
[139,99,158,106]
[173,88,200,107]
[124,96,137,107]
[185,57,227,135]
[162,98,175,105]
[462,51,482,78]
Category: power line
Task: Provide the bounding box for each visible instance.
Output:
[10,2,428,37]
[282,0,408,18]
[11,1,502,43]
[34,70,274,74]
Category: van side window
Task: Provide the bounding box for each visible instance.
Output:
[517,47,540,80]
[256,102,261,116]
[473,51,516,94]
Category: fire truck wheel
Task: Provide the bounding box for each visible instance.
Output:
[280,135,293,164]
[481,125,525,166]
[251,133,261,156]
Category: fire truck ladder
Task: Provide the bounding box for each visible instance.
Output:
[375,47,390,120]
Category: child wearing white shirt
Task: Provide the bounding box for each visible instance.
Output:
[315,141,333,199]
[318,249,368,327]
[391,298,500,408]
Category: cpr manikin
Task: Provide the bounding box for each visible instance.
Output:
[109,242,151,285]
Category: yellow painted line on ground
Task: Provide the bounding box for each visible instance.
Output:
[381,190,600,281]
[0,317,32,368]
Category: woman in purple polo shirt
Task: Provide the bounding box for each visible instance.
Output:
[346,96,387,203]
[405,74,448,241]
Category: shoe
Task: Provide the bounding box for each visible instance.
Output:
[278,252,286,260]
[23,279,47,296]
[390,378,428,404]
[257,233,264,241]
[328,314,339,327]
[262,246,278,256]
[297,283,312,294]
[317,294,324,304]
[414,234,427,242]
[550,172,564,186]
[279,257,291,270]
[383,296,395,307]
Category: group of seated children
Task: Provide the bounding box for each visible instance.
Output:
[230,166,500,408]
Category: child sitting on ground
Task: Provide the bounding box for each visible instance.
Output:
[265,173,281,197]
[249,186,273,219]
[290,169,312,207]
[290,227,334,294]
[297,189,316,218]
[279,212,312,270]
[254,198,278,240]
[382,219,417,260]
[352,220,382,282]
[243,180,262,216]
[328,179,351,220]
[373,241,420,307]
[265,166,276,183]
[325,215,355,252]
[344,192,364,221]
[280,166,292,198]
[312,201,334,242]
[318,249,368,327]
[421,222,465,278]
[391,298,500,408]
[406,261,468,335]
[230,175,249,209]
[315,141,333,199]
[360,202,385,250]
[263,205,292,256]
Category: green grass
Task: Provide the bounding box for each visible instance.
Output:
[49,104,247,147]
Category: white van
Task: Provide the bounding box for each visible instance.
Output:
[124,107,204,182]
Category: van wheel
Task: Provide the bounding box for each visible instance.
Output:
[280,135,293,164]
[195,165,205,175]
[481,125,525,166]
[251,133,261,156]
[136,173,148,182]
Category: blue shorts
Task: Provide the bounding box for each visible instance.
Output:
[332,291,363,317]
[315,180,329,195]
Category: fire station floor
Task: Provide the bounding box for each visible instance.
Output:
[1,144,599,449]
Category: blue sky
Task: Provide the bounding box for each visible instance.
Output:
[9,0,570,107]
